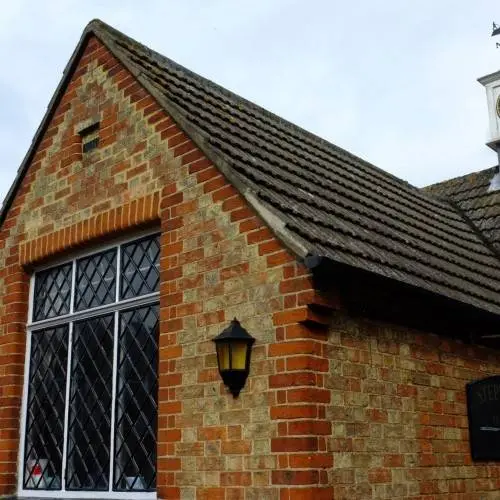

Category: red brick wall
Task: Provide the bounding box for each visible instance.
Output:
[0,34,331,499]
[1,30,500,500]
[156,160,335,500]
[326,312,500,499]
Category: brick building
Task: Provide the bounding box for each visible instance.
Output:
[1,18,500,500]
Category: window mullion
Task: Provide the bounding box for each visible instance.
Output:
[61,321,74,492]
[61,260,76,491]
[109,310,120,491]
[108,243,121,490]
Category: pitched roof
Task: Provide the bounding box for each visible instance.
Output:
[4,19,500,319]
[425,167,500,252]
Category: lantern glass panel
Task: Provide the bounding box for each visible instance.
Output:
[217,343,230,371]
[231,341,247,370]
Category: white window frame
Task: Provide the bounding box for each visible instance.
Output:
[18,228,160,499]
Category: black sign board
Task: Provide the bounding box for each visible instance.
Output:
[467,376,500,461]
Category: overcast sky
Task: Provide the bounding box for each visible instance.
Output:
[1,1,500,204]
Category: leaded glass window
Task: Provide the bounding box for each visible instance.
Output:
[66,315,114,491]
[33,264,72,321]
[114,306,158,491]
[75,250,117,311]
[121,236,160,300]
[24,325,68,490]
[21,233,160,496]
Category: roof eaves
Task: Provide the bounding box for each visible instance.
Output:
[305,252,500,319]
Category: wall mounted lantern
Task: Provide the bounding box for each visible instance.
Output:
[213,318,255,398]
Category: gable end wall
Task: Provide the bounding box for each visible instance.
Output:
[0,35,331,500]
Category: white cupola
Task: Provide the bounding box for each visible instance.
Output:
[478,70,500,151]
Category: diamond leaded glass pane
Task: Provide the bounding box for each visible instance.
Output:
[25,234,160,495]
[33,264,72,321]
[121,235,160,300]
[75,249,117,311]
[24,325,68,490]
[114,305,159,491]
[66,315,114,491]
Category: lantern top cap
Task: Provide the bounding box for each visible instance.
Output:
[212,318,256,343]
